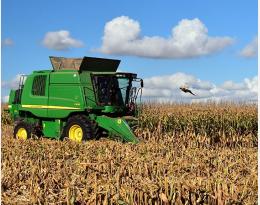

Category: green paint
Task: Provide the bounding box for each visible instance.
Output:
[42,120,62,139]
[96,116,139,144]
[8,56,143,143]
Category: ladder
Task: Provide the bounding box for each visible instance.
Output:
[16,75,27,104]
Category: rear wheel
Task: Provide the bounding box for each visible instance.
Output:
[13,121,32,140]
[62,115,95,142]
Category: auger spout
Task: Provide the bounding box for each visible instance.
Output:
[95,116,139,144]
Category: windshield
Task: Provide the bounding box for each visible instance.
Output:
[92,74,132,106]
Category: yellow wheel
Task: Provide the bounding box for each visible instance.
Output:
[14,121,32,140]
[62,115,94,142]
[68,124,83,142]
[16,128,28,140]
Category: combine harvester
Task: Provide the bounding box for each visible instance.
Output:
[8,56,143,144]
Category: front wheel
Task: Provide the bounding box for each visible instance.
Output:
[62,115,94,142]
[13,121,32,140]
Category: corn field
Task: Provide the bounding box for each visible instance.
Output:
[1,103,258,204]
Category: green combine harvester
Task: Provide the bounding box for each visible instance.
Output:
[8,56,143,144]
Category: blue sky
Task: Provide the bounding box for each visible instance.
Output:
[1,0,258,102]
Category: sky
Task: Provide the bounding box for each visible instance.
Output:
[1,0,258,103]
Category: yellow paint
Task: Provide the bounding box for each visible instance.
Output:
[16,128,27,140]
[69,125,83,142]
[22,104,80,110]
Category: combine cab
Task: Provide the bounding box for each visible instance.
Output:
[8,56,143,143]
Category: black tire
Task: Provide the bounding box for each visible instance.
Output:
[33,125,43,138]
[61,115,95,142]
[92,121,101,140]
[13,121,32,140]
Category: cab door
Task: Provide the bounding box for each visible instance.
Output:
[21,74,49,117]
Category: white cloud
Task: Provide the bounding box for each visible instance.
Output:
[220,81,246,90]
[239,36,258,58]
[142,73,258,103]
[2,38,14,46]
[99,16,234,58]
[42,30,83,50]
[143,72,214,91]
[2,74,26,89]
[244,76,258,93]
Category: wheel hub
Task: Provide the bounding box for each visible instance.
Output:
[69,125,83,142]
[16,128,27,140]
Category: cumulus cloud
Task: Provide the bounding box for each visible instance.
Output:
[2,38,14,46]
[220,81,245,90]
[42,30,83,50]
[239,36,258,58]
[99,16,234,58]
[142,73,258,103]
[244,76,258,93]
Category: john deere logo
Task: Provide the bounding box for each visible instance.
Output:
[117,119,122,124]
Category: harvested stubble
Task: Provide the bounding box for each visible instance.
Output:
[1,103,258,204]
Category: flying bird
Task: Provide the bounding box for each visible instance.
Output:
[180,86,196,96]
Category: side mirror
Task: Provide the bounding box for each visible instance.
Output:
[140,79,144,88]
